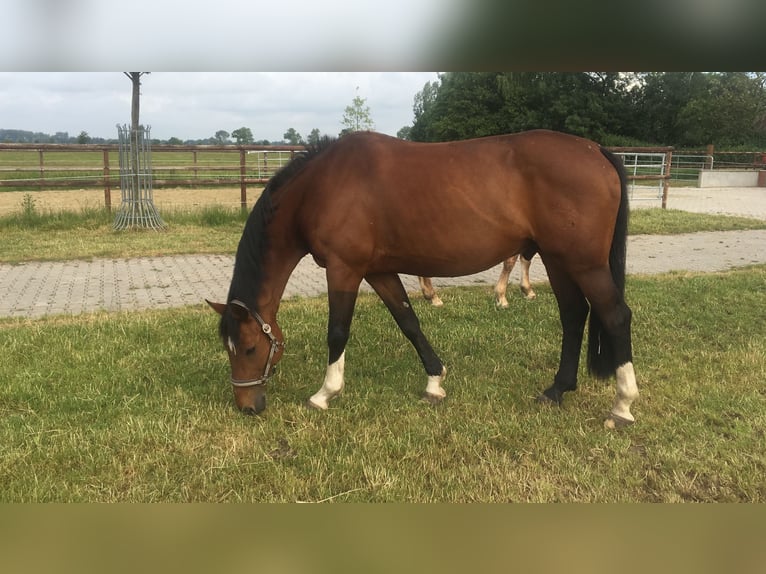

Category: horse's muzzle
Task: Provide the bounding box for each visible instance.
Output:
[234,386,267,415]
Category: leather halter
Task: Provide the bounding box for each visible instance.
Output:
[228,299,284,388]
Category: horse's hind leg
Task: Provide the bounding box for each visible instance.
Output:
[519,255,536,300]
[367,272,446,402]
[577,268,638,428]
[494,255,518,308]
[418,276,444,307]
[538,261,589,405]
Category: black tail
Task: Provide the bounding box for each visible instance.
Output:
[587,147,629,379]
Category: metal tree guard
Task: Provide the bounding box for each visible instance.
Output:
[114,124,165,230]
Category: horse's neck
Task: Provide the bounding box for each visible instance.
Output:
[231,186,308,318]
[254,246,306,317]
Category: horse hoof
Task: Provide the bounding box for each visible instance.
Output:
[306,398,328,411]
[535,393,560,406]
[431,296,444,307]
[604,413,635,430]
[524,292,536,300]
[421,392,445,405]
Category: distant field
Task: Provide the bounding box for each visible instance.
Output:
[0,148,296,191]
[0,187,263,214]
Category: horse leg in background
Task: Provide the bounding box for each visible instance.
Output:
[307,266,362,410]
[576,268,638,428]
[537,260,589,405]
[366,272,447,403]
[518,255,536,300]
[493,255,519,308]
[418,276,444,307]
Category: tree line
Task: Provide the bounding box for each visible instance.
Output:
[1,87,376,147]
[0,128,315,146]
[404,72,766,149]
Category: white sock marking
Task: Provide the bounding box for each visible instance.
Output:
[425,367,447,399]
[309,351,345,410]
[611,362,639,422]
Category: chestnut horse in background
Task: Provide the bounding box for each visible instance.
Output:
[418,253,537,308]
[208,130,637,429]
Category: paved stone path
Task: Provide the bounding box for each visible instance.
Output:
[1,229,765,319]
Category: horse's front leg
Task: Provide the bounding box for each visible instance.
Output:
[366,273,447,403]
[307,268,361,410]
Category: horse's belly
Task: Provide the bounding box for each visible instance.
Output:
[378,239,525,278]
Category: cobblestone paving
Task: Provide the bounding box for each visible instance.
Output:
[1,229,765,319]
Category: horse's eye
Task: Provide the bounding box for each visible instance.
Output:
[245,346,256,356]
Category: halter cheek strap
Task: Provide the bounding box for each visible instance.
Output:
[229,300,285,388]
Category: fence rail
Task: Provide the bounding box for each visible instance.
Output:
[0,143,306,209]
[2,142,762,210]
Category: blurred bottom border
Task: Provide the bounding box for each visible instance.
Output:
[0,504,764,574]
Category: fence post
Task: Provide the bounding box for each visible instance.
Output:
[704,144,714,169]
[103,149,112,212]
[239,148,247,210]
[661,150,673,209]
[38,149,44,191]
[193,150,198,186]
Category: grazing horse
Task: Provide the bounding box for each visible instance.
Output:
[418,253,537,308]
[207,130,638,429]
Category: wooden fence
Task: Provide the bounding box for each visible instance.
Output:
[0,143,306,210]
[0,142,685,209]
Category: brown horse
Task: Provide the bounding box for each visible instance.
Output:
[418,253,536,307]
[207,130,637,429]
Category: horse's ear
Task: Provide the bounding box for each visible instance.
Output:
[206,300,227,316]
[229,300,251,322]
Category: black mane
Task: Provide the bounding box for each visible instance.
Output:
[219,137,337,344]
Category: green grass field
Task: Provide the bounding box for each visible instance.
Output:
[1,267,764,502]
[1,202,764,501]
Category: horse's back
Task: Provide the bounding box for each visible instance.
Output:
[295,131,622,277]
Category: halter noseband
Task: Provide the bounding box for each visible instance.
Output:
[228,299,284,388]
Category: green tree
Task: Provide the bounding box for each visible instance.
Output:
[214,130,230,145]
[306,128,323,145]
[675,73,766,146]
[340,88,375,135]
[632,72,708,145]
[283,128,305,145]
[410,72,633,143]
[396,126,412,140]
[409,78,441,141]
[77,131,91,144]
[167,136,183,145]
[231,127,254,145]
[631,72,766,146]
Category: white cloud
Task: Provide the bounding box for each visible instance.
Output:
[0,72,439,141]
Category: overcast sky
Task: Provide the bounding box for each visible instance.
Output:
[0,72,440,142]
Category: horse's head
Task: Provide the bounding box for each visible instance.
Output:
[206,299,285,415]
